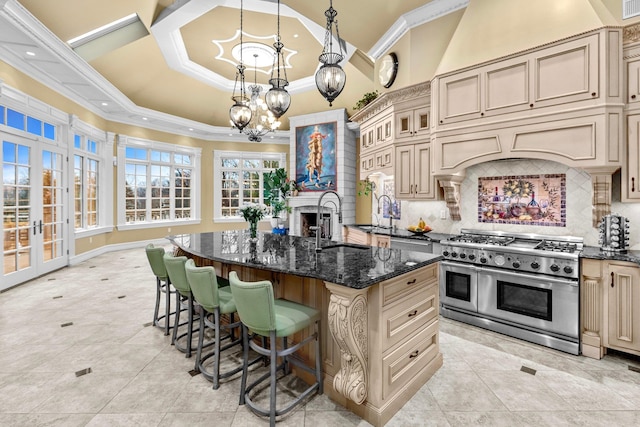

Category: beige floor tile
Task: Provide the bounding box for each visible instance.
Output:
[0,413,95,427]
[427,370,507,412]
[159,412,236,426]
[85,413,166,426]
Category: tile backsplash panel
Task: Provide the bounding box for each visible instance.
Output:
[384,159,640,248]
[477,174,566,226]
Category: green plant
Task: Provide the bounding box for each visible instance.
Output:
[358,179,376,196]
[271,199,292,218]
[353,91,379,111]
[263,168,290,205]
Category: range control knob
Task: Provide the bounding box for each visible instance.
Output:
[564,266,574,274]
[531,261,540,270]
[451,252,458,258]
[512,261,521,269]
[468,254,476,261]
[480,257,488,264]
[550,264,560,272]
[494,255,506,266]
[442,250,450,257]
[459,253,467,259]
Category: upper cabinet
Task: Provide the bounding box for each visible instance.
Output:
[394,104,429,142]
[436,33,601,127]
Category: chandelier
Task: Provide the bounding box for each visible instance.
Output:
[229,0,252,132]
[315,0,346,106]
[265,0,291,119]
[244,54,280,142]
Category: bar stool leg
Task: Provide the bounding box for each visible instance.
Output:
[171,291,181,345]
[164,281,172,336]
[269,330,277,427]
[153,277,162,328]
[212,310,221,390]
[239,324,250,405]
[194,305,206,371]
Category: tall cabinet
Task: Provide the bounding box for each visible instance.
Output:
[351,81,439,201]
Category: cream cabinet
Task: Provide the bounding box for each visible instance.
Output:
[394,105,429,142]
[343,226,370,245]
[581,259,640,359]
[624,115,640,201]
[395,142,437,200]
[436,33,600,126]
[605,261,640,354]
[627,58,640,104]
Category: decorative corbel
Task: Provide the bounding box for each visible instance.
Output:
[436,173,465,221]
[324,282,368,404]
[583,167,619,228]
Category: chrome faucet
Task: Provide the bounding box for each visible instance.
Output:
[313,190,343,252]
[377,194,395,229]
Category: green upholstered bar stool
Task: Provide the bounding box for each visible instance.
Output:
[163,253,199,358]
[145,244,176,336]
[228,271,322,426]
[185,259,244,389]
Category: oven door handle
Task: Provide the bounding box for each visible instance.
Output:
[440,260,482,272]
[478,265,579,287]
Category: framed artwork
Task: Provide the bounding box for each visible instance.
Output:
[295,122,337,192]
[478,174,566,226]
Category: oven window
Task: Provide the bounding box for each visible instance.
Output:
[497,280,552,321]
[445,271,471,302]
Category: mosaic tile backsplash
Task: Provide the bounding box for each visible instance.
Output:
[370,159,640,248]
[477,174,566,227]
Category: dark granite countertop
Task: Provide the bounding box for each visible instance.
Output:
[168,231,442,289]
[344,224,452,243]
[581,245,640,266]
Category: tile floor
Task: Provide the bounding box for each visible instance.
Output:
[1,246,640,426]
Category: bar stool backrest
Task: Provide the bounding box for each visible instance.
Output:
[145,244,168,280]
[185,259,221,312]
[163,253,190,296]
[228,271,276,337]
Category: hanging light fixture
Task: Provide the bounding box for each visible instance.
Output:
[315,0,346,106]
[229,0,252,132]
[265,0,291,119]
[244,54,280,142]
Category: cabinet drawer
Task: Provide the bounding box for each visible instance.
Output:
[381,263,438,306]
[382,283,438,351]
[382,319,439,400]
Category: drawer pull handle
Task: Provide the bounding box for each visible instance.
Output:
[409,350,420,359]
[407,310,418,317]
[407,278,417,285]
[633,177,636,192]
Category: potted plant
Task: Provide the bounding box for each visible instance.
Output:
[264,168,290,201]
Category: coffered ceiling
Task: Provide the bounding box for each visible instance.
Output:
[0,0,465,142]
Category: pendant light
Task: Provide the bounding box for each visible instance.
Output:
[229,0,252,132]
[316,0,346,106]
[265,0,291,119]
[244,54,280,142]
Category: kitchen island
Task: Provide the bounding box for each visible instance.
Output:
[168,231,443,426]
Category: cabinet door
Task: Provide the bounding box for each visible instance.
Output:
[531,33,599,107]
[394,145,414,198]
[627,59,640,104]
[624,115,640,201]
[413,108,430,137]
[437,69,482,124]
[414,142,435,199]
[607,264,640,353]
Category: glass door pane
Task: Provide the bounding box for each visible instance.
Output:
[41,150,64,264]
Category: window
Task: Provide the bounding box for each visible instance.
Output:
[1,106,56,140]
[214,151,286,220]
[118,136,200,227]
[72,128,107,233]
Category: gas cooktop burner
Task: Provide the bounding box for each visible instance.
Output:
[448,234,514,246]
[536,240,579,254]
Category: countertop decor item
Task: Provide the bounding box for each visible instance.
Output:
[238,203,267,239]
[598,213,630,253]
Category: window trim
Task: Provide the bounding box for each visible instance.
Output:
[116,134,201,230]
[213,150,286,222]
[70,116,113,237]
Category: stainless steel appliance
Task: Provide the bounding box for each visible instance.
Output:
[598,213,630,252]
[439,229,583,355]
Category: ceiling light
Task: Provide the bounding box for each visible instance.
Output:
[101,102,108,106]
[244,55,280,142]
[316,0,346,106]
[229,0,252,133]
[265,0,291,120]
[25,51,35,56]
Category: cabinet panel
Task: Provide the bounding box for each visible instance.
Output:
[394,142,437,200]
[607,263,640,352]
[533,34,599,106]
[624,115,640,201]
[439,72,481,122]
[382,283,437,351]
[486,61,529,113]
[627,60,640,103]
[414,142,434,198]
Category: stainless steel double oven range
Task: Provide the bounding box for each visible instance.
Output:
[439,229,583,355]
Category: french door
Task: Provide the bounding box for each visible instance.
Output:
[2,134,67,290]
